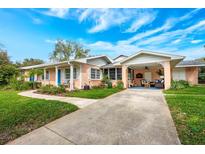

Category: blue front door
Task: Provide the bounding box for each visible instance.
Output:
[58,69,61,85]
[30,75,34,81]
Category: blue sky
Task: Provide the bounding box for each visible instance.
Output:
[0,8,205,62]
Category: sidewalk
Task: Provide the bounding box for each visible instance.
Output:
[18,90,99,108]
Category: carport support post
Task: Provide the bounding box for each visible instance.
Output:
[161,61,171,90]
[122,65,128,88]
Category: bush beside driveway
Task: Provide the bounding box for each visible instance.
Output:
[164,86,205,144]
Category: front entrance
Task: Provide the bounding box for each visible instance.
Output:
[58,69,61,85]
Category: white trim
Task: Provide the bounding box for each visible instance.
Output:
[115,68,117,80]
[55,66,58,86]
[70,64,74,90]
[79,64,82,89]
[176,64,205,68]
[44,68,46,81]
[34,74,38,81]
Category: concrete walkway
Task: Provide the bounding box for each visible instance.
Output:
[9,89,180,145]
[18,90,99,108]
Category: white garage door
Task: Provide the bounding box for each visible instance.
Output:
[172,68,186,81]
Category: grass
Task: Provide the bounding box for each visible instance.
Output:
[0,90,78,145]
[66,88,123,99]
[164,86,205,144]
[164,85,205,95]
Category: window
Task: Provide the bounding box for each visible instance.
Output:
[91,68,101,79]
[65,68,78,80]
[74,68,77,79]
[109,68,115,80]
[96,70,100,79]
[198,67,205,84]
[46,71,49,80]
[117,68,122,80]
[65,69,70,79]
[104,69,108,76]
[103,68,122,80]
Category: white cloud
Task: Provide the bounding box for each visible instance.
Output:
[45,39,57,44]
[83,19,205,59]
[42,8,69,18]
[118,9,202,45]
[191,40,203,44]
[84,40,142,57]
[172,39,181,44]
[32,17,43,24]
[125,12,157,33]
[179,8,202,21]
[174,46,205,60]
[78,9,157,33]
[135,19,205,46]
[118,19,173,45]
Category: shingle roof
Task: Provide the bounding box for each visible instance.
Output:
[20,55,113,70]
[176,60,205,67]
[101,61,121,68]
[113,55,128,60]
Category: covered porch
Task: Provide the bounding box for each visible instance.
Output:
[120,51,184,90]
[123,62,169,89]
[30,62,82,90]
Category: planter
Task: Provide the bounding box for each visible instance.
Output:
[84,85,90,90]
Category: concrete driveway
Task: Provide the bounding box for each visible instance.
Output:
[8,89,180,145]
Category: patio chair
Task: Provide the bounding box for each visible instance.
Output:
[155,79,164,89]
[140,79,147,87]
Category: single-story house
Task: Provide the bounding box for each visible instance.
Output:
[20,50,205,90]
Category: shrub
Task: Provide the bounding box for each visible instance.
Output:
[58,85,66,93]
[171,80,190,90]
[116,81,124,89]
[8,77,41,90]
[9,77,31,90]
[101,75,110,84]
[107,81,112,89]
[38,84,66,95]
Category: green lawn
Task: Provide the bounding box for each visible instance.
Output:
[164,86,205,144]
[66,88,123,99]
[0,90,78,145]
[164,85,205,95]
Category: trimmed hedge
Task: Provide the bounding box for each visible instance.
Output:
[171,80,190,90]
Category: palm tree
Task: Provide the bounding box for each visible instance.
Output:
[49,40,89,62]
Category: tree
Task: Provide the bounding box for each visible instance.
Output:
[73,42,89,59]
[20,58,44,67]
[49,40,89,62]
[0,48,19,85]
[0,50,10,65]
[0,64,18,85]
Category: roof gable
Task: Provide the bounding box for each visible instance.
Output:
[121,50,185,64]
